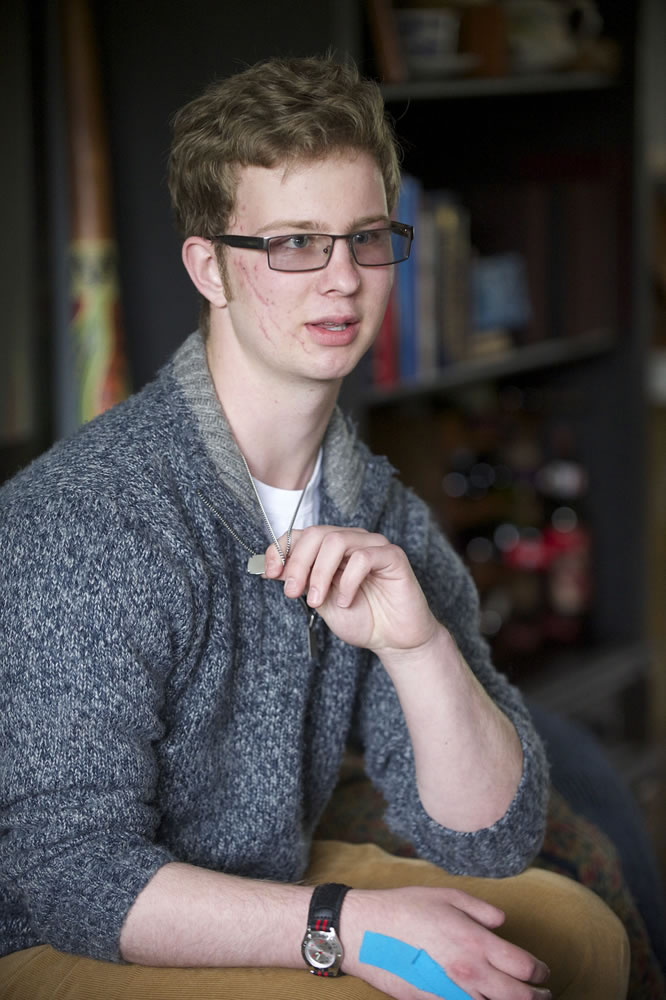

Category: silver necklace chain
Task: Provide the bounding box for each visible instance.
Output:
[238,453,306,566]
[196,466,319,659]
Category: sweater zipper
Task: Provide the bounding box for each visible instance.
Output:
[198,490,319,660]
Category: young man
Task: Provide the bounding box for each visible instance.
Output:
[0,56,628,999]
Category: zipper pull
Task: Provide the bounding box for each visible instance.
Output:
[300,598,319,660]
[307,611,319,660]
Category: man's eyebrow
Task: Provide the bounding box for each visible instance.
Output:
[349,214,392,231]
[255,220,322,235]
[255,214,391,235]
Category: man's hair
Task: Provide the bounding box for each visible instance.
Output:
[168,56,401,329]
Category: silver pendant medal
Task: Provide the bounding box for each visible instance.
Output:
[247,553,266,575]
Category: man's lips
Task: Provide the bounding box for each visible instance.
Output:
[309,316,359,330]
[306,317,361,345]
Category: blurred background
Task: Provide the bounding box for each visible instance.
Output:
[1,0,665,906]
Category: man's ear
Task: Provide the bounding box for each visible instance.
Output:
[181,237,229,307]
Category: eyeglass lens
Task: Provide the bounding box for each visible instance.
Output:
[268,229,410,271]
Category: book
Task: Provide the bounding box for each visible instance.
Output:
[463,180,550,344]
[416,197,438,378]
[433,193,472,365]
[395,173,422,379]
[372,287,398,387]
[470,251,531,343]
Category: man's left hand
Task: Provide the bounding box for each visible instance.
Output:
[263,526,438,656]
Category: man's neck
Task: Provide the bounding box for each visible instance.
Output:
[205,337,339,490]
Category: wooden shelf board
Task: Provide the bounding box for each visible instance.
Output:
[363,329,615,406]
[381,71,618,103]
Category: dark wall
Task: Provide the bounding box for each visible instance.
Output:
[89,1,360,389]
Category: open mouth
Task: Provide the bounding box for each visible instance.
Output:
[306,319,360,348]
[311,316,359,330]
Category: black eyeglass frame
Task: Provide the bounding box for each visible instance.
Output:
[209,221,413,272]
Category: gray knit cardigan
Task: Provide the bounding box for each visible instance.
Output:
[0,332,548,962]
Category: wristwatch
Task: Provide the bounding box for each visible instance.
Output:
[301,882,350,976]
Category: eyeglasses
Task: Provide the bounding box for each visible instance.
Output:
[210,221,413,272]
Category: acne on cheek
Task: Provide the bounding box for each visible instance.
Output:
[283,305,311,353]
[295,331,312,354]
[257,319,274,343]
[247,262,296,347]
[236,258,312,353]
[237,259,274,308]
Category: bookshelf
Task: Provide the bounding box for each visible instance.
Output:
[341,1,658,805]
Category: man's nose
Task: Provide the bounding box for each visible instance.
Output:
[319,237,361,291]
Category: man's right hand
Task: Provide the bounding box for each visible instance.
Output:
[341,885,552,1000]
[120,862,551,998]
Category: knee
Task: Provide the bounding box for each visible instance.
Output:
[521,870,630,998]
[567,879,630,988]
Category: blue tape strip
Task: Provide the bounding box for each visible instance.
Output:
[359,931,473,1000]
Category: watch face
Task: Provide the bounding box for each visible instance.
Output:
[303,931,340,969]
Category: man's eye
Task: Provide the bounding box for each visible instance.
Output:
[352,230,378,246]
[274,235,311,250]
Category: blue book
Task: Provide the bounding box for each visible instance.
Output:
[395,173,421,380]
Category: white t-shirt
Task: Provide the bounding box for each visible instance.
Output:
[252,448,322,539]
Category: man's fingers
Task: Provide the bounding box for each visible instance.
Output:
[453,894,552,984]
[445,889,506,930]
[265,526,387,599]
[325,543,402,608]
[487,935,551,988]
[261,538,290,579]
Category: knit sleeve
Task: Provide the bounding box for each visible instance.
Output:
[357,488,549,877]
[0,479,198,961]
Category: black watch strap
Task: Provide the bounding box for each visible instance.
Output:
[307,882,350,931]
[302,882,350,976]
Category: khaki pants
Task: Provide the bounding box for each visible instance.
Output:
[0,841,630,1000]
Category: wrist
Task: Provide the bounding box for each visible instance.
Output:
[338,887,396,978]
[301,882,351,976]
[378,622,458,675]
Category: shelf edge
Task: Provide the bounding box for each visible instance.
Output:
[363,329,616,406]
[380,71,619,103]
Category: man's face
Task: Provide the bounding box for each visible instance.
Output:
[215,153,395,387]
